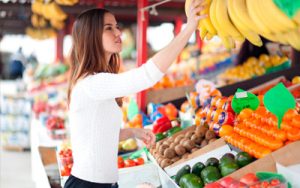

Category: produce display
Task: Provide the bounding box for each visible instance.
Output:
[218,54,290,83]
[118,156,145,169]
[174,151,253,187]
[186,0,300,50]
[208,172,288,188]
[118,138,138,153]
[151,75,194,90]
[149,125,218,168]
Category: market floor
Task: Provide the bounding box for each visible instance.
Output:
[0,148,36,188]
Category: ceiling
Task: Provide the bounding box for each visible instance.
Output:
[0,0,186,35]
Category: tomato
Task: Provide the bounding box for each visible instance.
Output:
[240,173,259,185]
[205,182,224,188]
[124,159,136,168]
[219,177,236,187]
[219,125,234,137]
[270,179,281,186]
[133,158,145,166]
[260,181,270,188]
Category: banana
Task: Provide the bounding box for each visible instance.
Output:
[246,0,272,34]
[44,2,67,21]
[215,0,244,42]
[227,0,262,46]
[50,19,65,30]
[210,0,235,49]
[255,0,282,33]
[287,29,300,50]
[293,10,300,25]
[31,1,44,16]
[31,14,39,28]
[205,32,214,40]
[39,17,47,28]
[199,25,208,40]
[262,0,297,32]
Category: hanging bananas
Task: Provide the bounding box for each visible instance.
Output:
[55,0,79,6]
[184,0,300,50]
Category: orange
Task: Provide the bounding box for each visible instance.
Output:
[287,128,300,141]
[238,108,254,120]
[291,115,300,128]
[283,109,298,122]
[219,124,234,137]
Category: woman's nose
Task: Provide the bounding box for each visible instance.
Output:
[114,28,121,36]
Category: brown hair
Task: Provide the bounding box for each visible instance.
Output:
[67,8,122,106]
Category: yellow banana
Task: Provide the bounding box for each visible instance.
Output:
[262,0,297,32]
[199,25,208,40]
[287,29,300,50]
[39,17,47,28]
[215,0,244,42]
[246,0,272,34]
[210,0,234,49]
[44,2,67,21]
[255,0,282,33]
[227,0,262,46]
[50,19,65,30]
[205,32,214,40]
[31,14,39,28]
[293,11,300,25]
[31,1,44,16]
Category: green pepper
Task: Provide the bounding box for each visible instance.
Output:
[191,162,205,177]
[155,133,166,142]
[175,165,191,185]
[167,126,183,137]
[179,174,204,188]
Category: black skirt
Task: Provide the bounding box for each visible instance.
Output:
[64,175,118,188]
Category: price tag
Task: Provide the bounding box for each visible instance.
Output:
[232,89,259,114]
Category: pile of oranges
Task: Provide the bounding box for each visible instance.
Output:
[219,107,300,159]
[151,75,194,90]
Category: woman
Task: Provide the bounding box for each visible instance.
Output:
[65,0,205,187]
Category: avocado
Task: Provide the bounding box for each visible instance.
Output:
[191,162,205,176]
[201,166,222,184]
[179,173,204,188]
[220,154,236,167]
[175,165,191,185]
[205,157,219,168]
[236,152,253,168]
[220,162,239,177]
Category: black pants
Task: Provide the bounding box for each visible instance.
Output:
[64,175,118,188]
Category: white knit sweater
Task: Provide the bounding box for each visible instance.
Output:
[68,59,164,183]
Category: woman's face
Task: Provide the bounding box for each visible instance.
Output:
[102,13,122,56]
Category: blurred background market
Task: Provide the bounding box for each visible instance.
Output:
[1,0,300,188]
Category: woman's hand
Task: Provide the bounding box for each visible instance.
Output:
[133,128,155,148]
[186,0,207,31]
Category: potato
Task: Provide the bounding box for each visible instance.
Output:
[170,143,176,149]
[191,134,203,145]
[160,158,172,168]
[185,131,194,138]
[164,148,176,159]
[182,140,195,151]
[205,130,216,140]
[180,138,189,145]
[196,125,208,134]
[208,138,217,144]
[174,145,186,156]
[174,135,185,144]
[171,157,180,163]
[168,137,175,143]
[163,140,171,146]
[155,142,161,150]
[200,139,208,148]
[158,144,169,155]
[156,157,163,164]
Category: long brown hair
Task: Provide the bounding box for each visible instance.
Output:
[67,8,122,106]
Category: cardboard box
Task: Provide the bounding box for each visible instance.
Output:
[222,141,300,180]
[164,138,234,177]
[146,84,194,104]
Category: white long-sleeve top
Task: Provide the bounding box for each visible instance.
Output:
[68,59,164,183]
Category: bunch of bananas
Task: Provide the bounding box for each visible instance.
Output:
[50,19,65,30]
[26,27,57,40]
[55,0,79,6]
[185,0,300,50]
[31,14,47,28]
[42,2,67,21]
